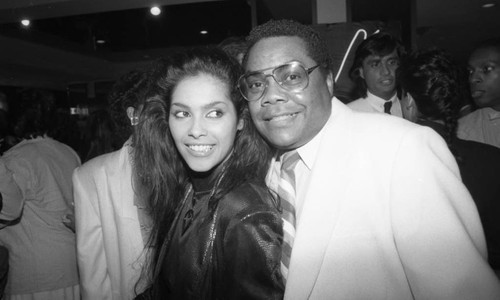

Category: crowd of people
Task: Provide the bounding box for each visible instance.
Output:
[0,18,499,299]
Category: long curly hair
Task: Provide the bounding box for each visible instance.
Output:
[133,46,273,289]
[397,49,462,156]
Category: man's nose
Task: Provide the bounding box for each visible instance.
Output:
[381,63,391,75]
[469,71,482,84]
[260,77,289,106]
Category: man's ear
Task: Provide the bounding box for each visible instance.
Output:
[326,71,334,97]
[358,67,365,80]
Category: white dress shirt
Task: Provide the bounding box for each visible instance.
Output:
[348,91,403,117]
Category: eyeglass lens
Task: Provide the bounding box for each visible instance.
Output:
[240,63,312,101]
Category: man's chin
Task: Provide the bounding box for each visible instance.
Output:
[264,131,300,150]
[474,97,496,108]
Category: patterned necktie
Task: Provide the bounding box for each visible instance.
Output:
[278,150,301,283]
[384,101,392,114]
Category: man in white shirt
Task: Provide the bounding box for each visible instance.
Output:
[239,19,500,299]
[347,32,404,117]
[458,38,500,148]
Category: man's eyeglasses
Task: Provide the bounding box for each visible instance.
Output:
[238,61,320,102]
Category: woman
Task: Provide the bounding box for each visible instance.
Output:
[0,89,81,299]
[133,47,284,299]
[73,69,153,300]
[397,49,500,272]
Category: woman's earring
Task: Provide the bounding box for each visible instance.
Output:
[130,116,139,126]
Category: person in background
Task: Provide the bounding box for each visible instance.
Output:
[397,48,500,274]
[81,109,121,162]
[134,47,283,299]
[0,91,81,299]
[218,36,247,64]
[457,38,500,148]
[240,19,500,299]
[0,92,10,299]
[348,32,405,116]
[73,69,153,300]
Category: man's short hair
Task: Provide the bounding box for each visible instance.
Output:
[349,32,405,99]
[243,19,333,74]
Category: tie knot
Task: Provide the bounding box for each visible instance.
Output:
[384,101,392,114]
[280,150,300,171]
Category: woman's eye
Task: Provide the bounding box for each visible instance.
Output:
[173,111,189,118]
[207,110,223,118]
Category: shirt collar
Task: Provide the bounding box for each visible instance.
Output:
[484,107,500,120]
[366,91,397,111]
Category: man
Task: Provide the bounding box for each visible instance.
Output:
[457,38,500,148]
[73,70,151,300]
[347,32,404,116]
[240,19,500,299]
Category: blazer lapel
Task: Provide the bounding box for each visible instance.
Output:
[285,100,355,299]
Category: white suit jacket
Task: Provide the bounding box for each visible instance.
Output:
[73,142,147,300]
[284,99,500,299]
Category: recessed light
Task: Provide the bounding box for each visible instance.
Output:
[150,6,161,16]
[482,3,495,8]
[96,39,106,44]
[21,19,30,26]
[200,30,208,35]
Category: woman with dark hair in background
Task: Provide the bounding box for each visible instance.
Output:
[0,90,81,299]
[397,49,500,273]
[134,47,283,299]
[81,109,120,162]
[73,69,154,300]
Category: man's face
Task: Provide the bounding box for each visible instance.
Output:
[244,36,333,150]
[359,49,399,100]
[468,47,500,111]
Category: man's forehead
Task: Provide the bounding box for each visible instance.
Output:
[245,36,313,71]
[469,48,500,65]
[363,49,399,62]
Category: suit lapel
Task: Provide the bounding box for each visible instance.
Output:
[285,100,354,299]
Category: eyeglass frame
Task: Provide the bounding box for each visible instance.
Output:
[237,61,320,102]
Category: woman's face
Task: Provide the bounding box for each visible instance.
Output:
[169,73,243,173]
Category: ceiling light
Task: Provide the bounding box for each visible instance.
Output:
[96,39,106,44]
[150,6,161,16]
[21,19,30,26]
[200,30,208,35]
[482,3,495,8]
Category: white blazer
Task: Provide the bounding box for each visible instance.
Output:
[73,142,147,300]
[284,99,500,299]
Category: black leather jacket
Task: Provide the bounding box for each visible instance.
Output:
[153,180,284,300]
